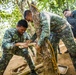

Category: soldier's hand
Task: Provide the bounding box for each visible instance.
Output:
[26,40,32,44]
[35,44,41,53]
[22,43,28,48]
[15,43,28,48]
[15,43,23,46]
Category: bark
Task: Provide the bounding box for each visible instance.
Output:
[16,0,27,15]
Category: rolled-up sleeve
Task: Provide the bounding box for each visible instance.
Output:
[2,30,15,50]
[38,12,50,46]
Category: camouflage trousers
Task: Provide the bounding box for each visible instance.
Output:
[0,49,35,75]
[50,24,76,70]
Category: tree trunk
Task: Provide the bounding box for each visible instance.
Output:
[29,2,60,75]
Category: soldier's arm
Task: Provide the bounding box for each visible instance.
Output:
[24,33,37,43]
[25,33,35,56]
[37,12,50,46]
[31,33,37,42]
[2,30,16,50]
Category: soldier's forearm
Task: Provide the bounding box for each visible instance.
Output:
[31,33,37,42]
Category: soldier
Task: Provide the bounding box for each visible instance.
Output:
[63,9,76,19]
[24,10,76,70]
[0,19,38,75]
[63,9,76,38]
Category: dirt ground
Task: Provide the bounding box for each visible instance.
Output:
[3,40,76,75]
[58,40,76,75]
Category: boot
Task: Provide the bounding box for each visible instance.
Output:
[30,70,38,75]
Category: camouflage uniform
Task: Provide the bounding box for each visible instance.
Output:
[0,28,35,75]
[31,11,76,70]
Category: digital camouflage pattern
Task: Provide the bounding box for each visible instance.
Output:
[31,11,76,70]
[0,28,35,75]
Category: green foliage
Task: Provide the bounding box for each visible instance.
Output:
[0,0,76,21]
[36,0,76,15]
[0,6,22,27]
[0,11,11,19]
[0,0,9,4]
[11,6,22,27]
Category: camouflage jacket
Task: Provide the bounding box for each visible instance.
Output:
[31,11,68,46]
[2,28,30,54]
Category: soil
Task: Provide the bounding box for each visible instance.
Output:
[58,40,76,75]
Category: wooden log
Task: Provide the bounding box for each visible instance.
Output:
[18,63,43,75]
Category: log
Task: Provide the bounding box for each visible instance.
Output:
[18,63,43,75]
[19,43,36,48]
